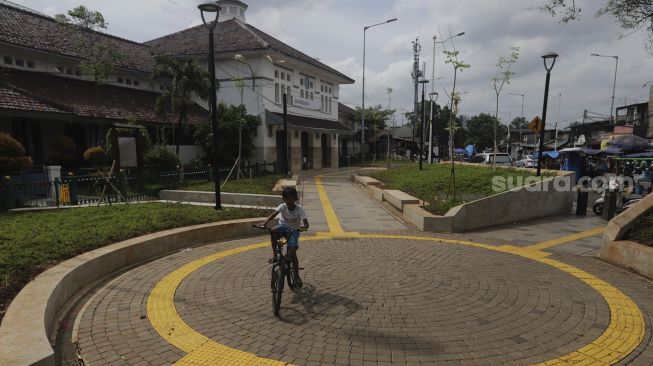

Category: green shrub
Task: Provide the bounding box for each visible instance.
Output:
[0,133,32,174]
[83,146,106,166]
[144,146,180,171]
[49,135,77,166]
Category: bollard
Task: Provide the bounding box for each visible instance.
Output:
[602,189,618,220]
[68,173,79,205]
[576,190,588,216]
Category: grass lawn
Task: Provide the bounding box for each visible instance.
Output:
[627,211,653,246]
[370,163,553,215]
[0,203,267,319]
[183,174,283,195]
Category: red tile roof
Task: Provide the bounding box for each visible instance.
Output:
[0,2,154,73]
[145,19,354,83]
[0,87,68,114]
[2,69,208,125]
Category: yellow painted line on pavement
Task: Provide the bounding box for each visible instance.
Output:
[314,175,346,235]
[527,227,605,252]
[146,232,645,366]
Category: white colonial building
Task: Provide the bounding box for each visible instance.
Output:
[0,0,354,172]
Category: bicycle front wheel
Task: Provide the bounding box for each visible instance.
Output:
[272,266,284,316]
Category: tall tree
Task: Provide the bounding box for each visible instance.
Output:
[539,0,653,52]
[194,103,261,165]
[151,57,210,156]
[510,116,528,129]
[465,113,506,150]
[55,6,123,83]
[352,105,395,159]
[492,46,519,168]
[443,49,470,199]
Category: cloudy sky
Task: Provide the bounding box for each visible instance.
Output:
[15,0,653,128]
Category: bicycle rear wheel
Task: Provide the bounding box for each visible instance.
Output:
[272,266,284,315]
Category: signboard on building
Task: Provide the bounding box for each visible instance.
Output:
[118,137,138,168]
[293,95,321,110]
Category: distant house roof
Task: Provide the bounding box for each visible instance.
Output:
[0,1,154,73]
[145,19,354,83]
[1,69,207,124]
[338,103,355,115]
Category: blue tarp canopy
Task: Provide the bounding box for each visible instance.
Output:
[625,152,653,158]
[464,144,476,158]
[534,151,561,160]
[454,148,466,154]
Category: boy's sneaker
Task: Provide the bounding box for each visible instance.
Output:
[267,256,277,264]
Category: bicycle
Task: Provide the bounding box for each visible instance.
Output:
[253,224,307,316]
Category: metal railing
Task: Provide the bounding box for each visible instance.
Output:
[1,161,277,211]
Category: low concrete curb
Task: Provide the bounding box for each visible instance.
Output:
[600,192,653,279]
[352,171,574,232]
[160,190,281,208]
[0,217,266,366]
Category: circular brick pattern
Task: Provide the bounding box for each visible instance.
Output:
[174,237,609,365]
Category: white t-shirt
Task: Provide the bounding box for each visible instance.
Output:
[276,203,307,228]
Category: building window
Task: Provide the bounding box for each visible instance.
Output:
[3,56,12,65]
[15,58,24,67]
[300,90,304,98]
[275,83,279,102]
[240,8,244,16]
[287,74,291,82]
[281,72,285,80]
[295,130,299,138]
[26,60,35,69]
[287,86,291,103]
[134,80,140,86]
[309,81,314,89]
[320,85,324,92]
[267,125,273,137]
[66,67,73,75]
[275,70,279,78]
[310,92,313,100]
[118,77,124,84]
[74,68,81,76]
[126,79,133,85]
[321,95,324,111]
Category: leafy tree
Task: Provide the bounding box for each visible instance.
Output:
[352,105,395,159]
[443,49,470,198]
[194,103,261,166]
[510,116,528,129]
[492,46,519,167]
[465,114,507,150]
[151,57,210,156]
[0,133,32,174]
[539,0,653,52]
[55,6,123,83]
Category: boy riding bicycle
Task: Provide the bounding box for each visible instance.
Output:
[259,187,309,287]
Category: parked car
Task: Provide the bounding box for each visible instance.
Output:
[515,155,535,168]
[469,152,514,166]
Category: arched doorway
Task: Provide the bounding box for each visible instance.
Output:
[321,133,331,168]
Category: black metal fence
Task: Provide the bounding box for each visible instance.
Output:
[1,161,276,211]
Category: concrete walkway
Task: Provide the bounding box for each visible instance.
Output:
[59,168,653,366]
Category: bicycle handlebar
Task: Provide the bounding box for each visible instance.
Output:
[252,224,308,233]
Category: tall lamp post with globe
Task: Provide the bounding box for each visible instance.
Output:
[198,2,222,209]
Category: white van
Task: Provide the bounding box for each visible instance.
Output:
[469,153,514,166]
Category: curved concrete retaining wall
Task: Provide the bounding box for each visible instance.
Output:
[160,190,281,207]
[0,217,266,366]
[353,171,574,232]
[600,193,653,279]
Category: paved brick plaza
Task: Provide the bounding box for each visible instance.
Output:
[65,170,653,365]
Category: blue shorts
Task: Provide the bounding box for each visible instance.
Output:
[272,224,300,248]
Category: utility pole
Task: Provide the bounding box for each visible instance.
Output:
[411,38,421,150]
[387,88,393,166]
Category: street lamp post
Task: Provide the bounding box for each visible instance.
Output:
[428,91,438,164]
[198,2,222,209]
[590,53,618,123]
[361,18,397,167]
[418,79,429,170]
[233,54,256,180]
[537,52,559,177]
[508,92,525,158]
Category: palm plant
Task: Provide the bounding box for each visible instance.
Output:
[152,57,210,156]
